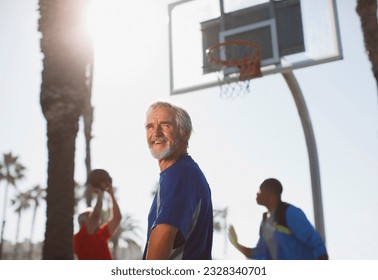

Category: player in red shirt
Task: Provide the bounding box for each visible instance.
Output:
[73,169,122,260]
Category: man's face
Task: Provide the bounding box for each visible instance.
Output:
[256,187,269,206]
[145,107,183,160]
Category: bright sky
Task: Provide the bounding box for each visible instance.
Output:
[0,0,377,260]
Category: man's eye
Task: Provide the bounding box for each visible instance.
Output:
[161,124,170,129]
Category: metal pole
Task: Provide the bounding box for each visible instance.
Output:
[168,3,175,96]
[282,71,326,243]
[219,0,225,32]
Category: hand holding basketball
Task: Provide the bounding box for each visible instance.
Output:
[86,169,113,192]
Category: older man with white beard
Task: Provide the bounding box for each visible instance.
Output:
[143,101,213,260]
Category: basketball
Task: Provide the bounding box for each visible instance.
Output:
[86,169,112,189]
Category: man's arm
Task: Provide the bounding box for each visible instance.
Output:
[228,225,253,259]
[86,190,104,234]
[104,183,122,236]
[286,206,329,260]
[145,224,179,260]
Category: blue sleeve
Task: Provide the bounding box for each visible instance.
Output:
[252,222,270,260]
[252,237,269,259]
[154,170,199,240]
[285,206,327,258]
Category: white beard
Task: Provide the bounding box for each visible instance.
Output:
[149,140,179,160]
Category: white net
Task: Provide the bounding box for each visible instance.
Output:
[207,41,261,99]
[216,67,252,99]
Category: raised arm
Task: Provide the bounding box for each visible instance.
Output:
[86,190,104,234]
[228,225,253,259]
[104,183,122,236]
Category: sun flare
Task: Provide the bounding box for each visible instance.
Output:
[86,0,145,59]
[84,0,132,45]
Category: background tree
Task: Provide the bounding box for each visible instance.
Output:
[83,59,94,208]
[110,214,143,259]
[213,207,228,258]
[38,0,93,259]
[0,152,26,259]
[11,191,32,259]
[28,185,46,259]
[356,0,378,89]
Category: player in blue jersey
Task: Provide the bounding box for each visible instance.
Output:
[228,178,328,260]
[143,101,213,260]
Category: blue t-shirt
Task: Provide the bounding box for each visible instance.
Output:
[143,155,213,260]
[253,203,328,260]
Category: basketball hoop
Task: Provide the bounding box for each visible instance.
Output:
[206,41,262,99]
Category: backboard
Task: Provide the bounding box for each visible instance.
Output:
[168,0,342,95]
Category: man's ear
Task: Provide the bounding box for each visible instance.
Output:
[182,130,190,144]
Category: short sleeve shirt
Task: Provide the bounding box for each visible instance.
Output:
[143,155,213,260]
[73,223,112,260]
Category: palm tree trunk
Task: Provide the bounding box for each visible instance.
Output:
[39,0,93,259]
[0,182,10,259]
[13,211,22,259]
[29,203,38,259]
[43,122,78,259]
[356,0,378,88]
[84,61,94,207]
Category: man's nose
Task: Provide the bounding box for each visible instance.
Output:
[151,125,163,136]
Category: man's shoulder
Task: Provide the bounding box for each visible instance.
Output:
[284,203,308,223]
[267,202,297,227]
[283,203,303,213]
[177,155,198,167]
[167,156,203,176]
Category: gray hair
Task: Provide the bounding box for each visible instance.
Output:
[146,101,193,142]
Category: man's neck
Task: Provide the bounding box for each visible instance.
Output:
[266,199,281,214]
[159,150,188,172]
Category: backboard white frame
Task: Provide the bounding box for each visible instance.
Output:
[168,0,343,95]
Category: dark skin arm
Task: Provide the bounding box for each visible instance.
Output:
[233,243,253,259]
[145,224,179,260]
[228,225,253,259]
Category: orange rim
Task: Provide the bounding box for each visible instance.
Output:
[206,40,260,66]
[206,40,262,79]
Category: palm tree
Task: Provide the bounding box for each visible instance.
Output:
[38,0,93,259]
[356,0,378,89]
[28,185,46,259]
[11,191,32,259]
[110,214,143,259]
[213,207,228,258]
[0,152,26,259]
[83,59,94,208]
